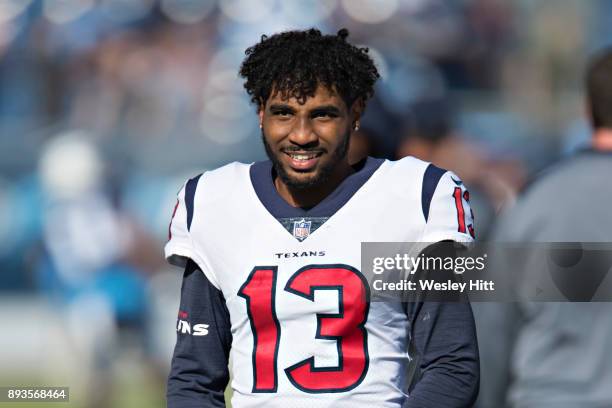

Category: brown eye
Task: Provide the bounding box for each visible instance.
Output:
[312,111,337,119]
[272,109,292,117]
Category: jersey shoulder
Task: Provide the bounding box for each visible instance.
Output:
[382,155,450,192]
[383,156,475,242]
[171,160,251,229]
[383,155,431,176]
[164,161,252,279]
[381,156,450,220]
[197,161,251,198]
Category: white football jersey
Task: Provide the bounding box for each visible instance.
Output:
[165,156,474,407]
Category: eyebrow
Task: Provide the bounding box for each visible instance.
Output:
[268,104,342,115]
[269,104,295,112]
[310,105,342,116]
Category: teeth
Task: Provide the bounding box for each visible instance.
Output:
[290,153,316,160]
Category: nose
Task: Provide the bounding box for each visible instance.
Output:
[288,117,318,147]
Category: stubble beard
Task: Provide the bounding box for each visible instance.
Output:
[261,128,351,190]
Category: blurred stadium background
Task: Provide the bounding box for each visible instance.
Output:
[0,0,610,407]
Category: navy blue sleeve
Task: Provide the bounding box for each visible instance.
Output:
[404,242,480,407]
[167,259,232,408]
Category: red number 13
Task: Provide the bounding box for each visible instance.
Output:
[238,264,370,393]
[453,187,475,238]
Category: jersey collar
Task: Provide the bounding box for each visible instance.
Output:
[249,156,384,219]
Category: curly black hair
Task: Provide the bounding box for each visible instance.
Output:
[239,28,380,108]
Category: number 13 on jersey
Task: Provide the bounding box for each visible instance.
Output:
[238,264,370,393]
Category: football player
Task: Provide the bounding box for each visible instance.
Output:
[165,28,479,408]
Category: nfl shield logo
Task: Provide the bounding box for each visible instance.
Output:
[293,219,312,241]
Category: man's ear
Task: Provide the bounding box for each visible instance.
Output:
[258,98,265,127]
[350,98,365,123]
[258,100,265,127]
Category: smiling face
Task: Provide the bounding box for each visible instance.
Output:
[260,85,361,190]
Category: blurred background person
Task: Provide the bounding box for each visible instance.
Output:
[35,131,153,407]
[0,0,611,407]
[475,49,612,408]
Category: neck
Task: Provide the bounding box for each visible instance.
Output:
[592,129,612,151]
[275,161,354,208]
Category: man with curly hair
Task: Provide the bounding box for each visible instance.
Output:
[165,28,479,407]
